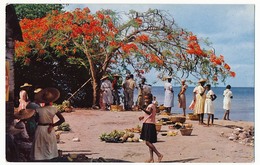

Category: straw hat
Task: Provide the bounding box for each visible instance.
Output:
[113,74,120,77]
[198,78,207,83]
[14,108,35,120]
[101,75,109,80]
[34,88,42,93]
[34,87,60,103]
[20,83,32,88]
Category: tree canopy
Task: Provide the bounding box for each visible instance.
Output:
[14,4,65,20]
[15,7,235,106]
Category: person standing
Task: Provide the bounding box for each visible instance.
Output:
[194,79,207,125]
[204,84,217,126]
[126,74,137,110]
[112,74,121,105]
[122,75,130,110]
[30,87,65,161]
[139,96,163,163]
[137,77,146,110]
[20,83,33,102]
[223,85,233,120]
[178,79,188,116]
[18,90,30,111]
[100,75,113,110]
[163,77,174,114]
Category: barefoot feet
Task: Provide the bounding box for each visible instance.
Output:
[158,154,163,162]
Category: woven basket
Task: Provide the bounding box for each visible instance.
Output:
[188,113,199,120]
[110,105,124,111]
[180,128,193,136]
[169,116,186,123]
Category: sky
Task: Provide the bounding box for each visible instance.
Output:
[63,3,255,87]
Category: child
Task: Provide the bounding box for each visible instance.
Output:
[223,85,233,120]
[139,97,163,163]
[204,84,217,126]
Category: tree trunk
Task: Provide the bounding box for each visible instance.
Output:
[83,50,102,107]
[91,76,101,107]
[6,5,23,128]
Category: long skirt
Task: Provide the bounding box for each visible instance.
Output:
[140,123,157,143]
[178,94,186,109]
[31,126,58,160]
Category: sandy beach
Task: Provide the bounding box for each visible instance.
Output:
[56,109,254,163]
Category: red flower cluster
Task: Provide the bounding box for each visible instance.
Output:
[136,34,149,42]
[122,43,138,53]
[186,35,207,57]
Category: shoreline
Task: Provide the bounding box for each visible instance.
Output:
[56,108,254,163]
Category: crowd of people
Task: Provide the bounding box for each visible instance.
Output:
[99,74,233,125]
[100,74,152,111]
[7,83,65,161]
[190,79,233,126]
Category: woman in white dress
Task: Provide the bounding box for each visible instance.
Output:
[100,75,113,110]
[164,77,174,113]
[31,88,65,161]
[204,84,217,126]
[223,85,233,120]
[194,79,207,124]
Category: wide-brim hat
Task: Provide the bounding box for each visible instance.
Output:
[198,78,207,83]
[34,88,43,93]
[113,74,120,77]
[101,75,109,80]
[14,108,35,120]
[20,83,32,88]
[34,87,60,103]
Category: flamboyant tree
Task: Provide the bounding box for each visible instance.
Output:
[15,7,235,107]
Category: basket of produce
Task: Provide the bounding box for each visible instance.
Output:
[183,123,193,128]
[188,113,199,120]
[155,123,162,132]
[169,116,186,124]
[110,105,124,111]
[180,128,193,136]
[158,105,165,111]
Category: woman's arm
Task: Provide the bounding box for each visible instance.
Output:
[142,107,152,115]
[52,112,65,127]
[48,111,65,133]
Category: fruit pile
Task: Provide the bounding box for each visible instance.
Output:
[124,125,141,133]
[99,130,140,143]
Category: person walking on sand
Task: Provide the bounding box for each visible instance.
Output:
[139,96,163,163]
[223,85,233,120]
[204,84,217,126]
[100,75,113,110]
[164,76,174,114]
[30,87,65,161]
[194,79,207,125]
[178,79,188,116]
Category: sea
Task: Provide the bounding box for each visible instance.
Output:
[133,86,255,122]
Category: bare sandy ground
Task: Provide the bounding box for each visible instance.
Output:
[56,109,254,163]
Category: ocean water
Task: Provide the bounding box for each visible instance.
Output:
[133,86,255,122]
